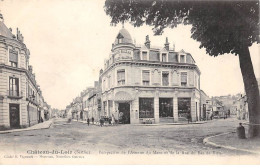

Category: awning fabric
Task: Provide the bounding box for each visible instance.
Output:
[114,91,133,102]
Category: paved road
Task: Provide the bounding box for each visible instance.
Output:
[0,117,250,156]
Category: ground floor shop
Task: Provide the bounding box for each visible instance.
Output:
[101,87,201,124]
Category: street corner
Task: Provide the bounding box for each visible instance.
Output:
[203,132,260,155]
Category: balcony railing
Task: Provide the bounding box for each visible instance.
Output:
[7,90,23,99]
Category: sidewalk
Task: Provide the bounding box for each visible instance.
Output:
[203,126,260,155]
[0,119,53,134]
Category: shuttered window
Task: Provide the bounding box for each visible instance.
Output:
[181,72,187,86]
[117,69,125,85]
[142,70,150,85]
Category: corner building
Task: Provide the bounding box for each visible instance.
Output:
[0,15,45,129]
[100,28,201,124]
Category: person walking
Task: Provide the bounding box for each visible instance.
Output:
[87,118,90,126]
[91,117,94,124]
[187,113,191,124]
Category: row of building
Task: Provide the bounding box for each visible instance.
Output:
[0,14,51,129]
[65,27,211,124]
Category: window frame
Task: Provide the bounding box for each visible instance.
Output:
[161,71,170,86]
[117,69,126,86]
[141,69,151,86]
[141,50,149,61]
[180,71,188,87]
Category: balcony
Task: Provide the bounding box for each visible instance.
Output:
[7,90,23,99]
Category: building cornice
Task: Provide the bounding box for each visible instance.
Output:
[100,60,201,78]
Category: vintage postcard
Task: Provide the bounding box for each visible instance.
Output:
[0,0,259,165]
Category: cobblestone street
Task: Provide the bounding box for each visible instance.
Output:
[0,117,252,156]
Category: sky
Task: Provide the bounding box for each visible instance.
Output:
[0,0,259,109]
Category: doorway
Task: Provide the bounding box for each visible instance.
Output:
[118,103,130,124]
[9,104,20,128]
[159,98,173,123]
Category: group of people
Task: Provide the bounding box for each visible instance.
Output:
[85,115,116,127]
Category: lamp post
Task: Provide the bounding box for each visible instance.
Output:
[27,94,35,127]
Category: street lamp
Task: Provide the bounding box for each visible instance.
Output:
[27,94,35,127]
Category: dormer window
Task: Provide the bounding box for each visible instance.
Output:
[142,51,148,60]
[162,53,167,62]
[180,55,185,63]
[118,38,123,43]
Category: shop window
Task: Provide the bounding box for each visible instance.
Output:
[181,72,187,86]
[9,49,18,67]
[142,70,150,86]
[162,53,167,62]
[162,72,169,86]
[117,69,125,85]
[159,98,173,117]
[178,98,191,118]
[139,98,154,118]
[9,77,19,96]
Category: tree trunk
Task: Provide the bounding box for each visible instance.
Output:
[238,46,260,138]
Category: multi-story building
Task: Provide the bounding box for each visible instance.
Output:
[0,14,48,129]
[99,28,202,124]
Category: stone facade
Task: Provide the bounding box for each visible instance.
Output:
[99,28,202,124]
[0,15,48,129]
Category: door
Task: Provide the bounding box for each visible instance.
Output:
[9,104,20,128]
[118,103,130,124]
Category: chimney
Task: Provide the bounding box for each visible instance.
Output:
[144,35,151,49]
[164,37,169,50]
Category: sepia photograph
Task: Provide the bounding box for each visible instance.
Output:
[0,0,259,165]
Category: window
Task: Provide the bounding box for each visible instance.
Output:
[117,69,125,85]
[9,49,18,67]
[142,51,148,60]
[159,98,173,117]
[162,53,167,62]
[180,55,185,63]
[139,98,154,118]
[118,38,122,43]
[142,70,150,86]
[9,77,19,96]
[178,98,191,118]
[162,72,169,86]
[181,72,187,86]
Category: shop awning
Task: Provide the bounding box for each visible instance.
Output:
[114,91,134,102]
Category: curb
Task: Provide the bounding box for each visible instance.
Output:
[0,121,53,134]
[203,132,260,155]
[133,121,207,126]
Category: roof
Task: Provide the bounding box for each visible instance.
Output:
[114,28,133,44]
[0,21,14,39]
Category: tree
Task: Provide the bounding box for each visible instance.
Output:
[104,0,260,138]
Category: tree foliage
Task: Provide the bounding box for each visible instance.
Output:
[104,0,259,56]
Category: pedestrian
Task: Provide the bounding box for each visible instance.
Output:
[92,117,94,124]
[111,114,115,125]
[87,118,90,126]
[187,113,191,124]
[77,114,79,121]
[108,116,112,125]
